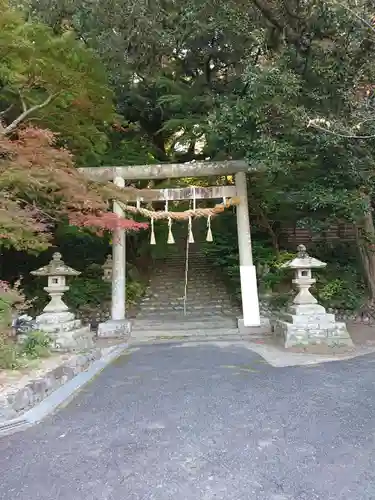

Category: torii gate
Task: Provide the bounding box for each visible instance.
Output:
[80,160,264,336]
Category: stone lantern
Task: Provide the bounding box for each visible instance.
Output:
[284,244,326,306]
[31,252,80,316]
[102,255,113,282]
[31,252,93,351]
[272,245,353,348]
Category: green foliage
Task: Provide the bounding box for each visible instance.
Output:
[317,279,354,309]
[256,247,295,294]
[65,268,111,312]
[64,259,147,311]
[202,208,366,311]
[55,225,110,271]
[99,126,158,166]
[0,280,28,334]
[309,241,366,310]
[0,335,21,369]
[0,288,17,331]
[0,330,51,369]
[23,0,259,162]
[20,330,51,359]
[126,280,147,306]
[0,0,115,164]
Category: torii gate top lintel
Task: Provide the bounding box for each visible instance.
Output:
[79,160,254,182]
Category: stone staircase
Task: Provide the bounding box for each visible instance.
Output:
[131,241,243,342]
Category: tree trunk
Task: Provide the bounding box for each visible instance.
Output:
[356,197,375,302]
[255,205,280,254]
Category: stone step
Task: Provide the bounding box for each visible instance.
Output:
[141,301,233,307]
[139,303,229,310]
[139,305,235,311]
[131,328,241,340]
[146,278,224,282]
[141,295,234,301]
[153,261,210,266]
[139,305,237,312]
[145,283,230,289]
[152,268,212,273]
[146,277,227,282]
[143,290,230,296]
[145,275,224,279]
[137,311,241,317]
[153,266,210,271]
[132,319,238,331]
[133,314,237,323]
[152,264,209,269]
[137,313,235,319]
[142,292,236,299]
[133,244,239,328]
[142,294,231,301]
[144,284,230,292]
[152,264,210,267]
[135,310,238,317]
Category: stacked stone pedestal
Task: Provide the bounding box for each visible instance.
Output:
[273,245,354,349]
[31,252,94,352]
[36,311,94,352]
[273,303,353,348]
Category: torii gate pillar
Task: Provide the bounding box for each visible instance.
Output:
[235,172,265,332]
[97,169,131,338]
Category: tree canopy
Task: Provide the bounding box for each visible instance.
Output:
[4,0,375,301]
[1,0,115,164]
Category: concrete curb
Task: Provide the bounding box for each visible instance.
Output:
[0,343,128,438]
[244,342,375,367]
[172,339,375,367]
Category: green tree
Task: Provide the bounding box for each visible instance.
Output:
[212,0,375,301]
[23,0,260,162]
[0,0,115,164]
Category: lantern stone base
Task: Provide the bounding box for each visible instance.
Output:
[97,319,132,338]
[272,304,354,348]
[35,311,94,352]
[237,317,272,336]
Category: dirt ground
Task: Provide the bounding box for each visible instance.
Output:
[347,321,375,346]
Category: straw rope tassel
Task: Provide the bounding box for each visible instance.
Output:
[167,217,175,244]
[188,216,194,244]
[187,187,196,244]
[150,217,156,245]
[206,215,213,242]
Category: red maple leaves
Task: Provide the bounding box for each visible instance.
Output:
[0,127,148,250]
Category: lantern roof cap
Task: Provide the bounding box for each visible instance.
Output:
[31,252,81,277]
[282,245,326,270]
[102,255,113,269]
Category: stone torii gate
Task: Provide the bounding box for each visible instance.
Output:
[80,160,265,337]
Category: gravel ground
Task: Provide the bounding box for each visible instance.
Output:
[1,341,375,500]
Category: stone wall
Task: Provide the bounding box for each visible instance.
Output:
[0,349,101,421]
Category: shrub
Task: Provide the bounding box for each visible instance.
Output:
[0,280,31,336]
[0,335,21,369]
[20,331,51,359]
[127,280,147,305]
[65,265,112,312]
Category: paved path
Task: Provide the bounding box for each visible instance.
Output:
[1,342,375,500]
